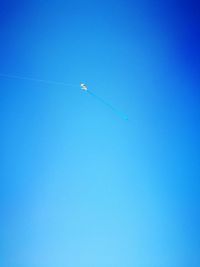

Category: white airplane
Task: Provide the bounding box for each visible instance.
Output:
[80,83,88,91]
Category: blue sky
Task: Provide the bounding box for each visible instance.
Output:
[1,1,200,266]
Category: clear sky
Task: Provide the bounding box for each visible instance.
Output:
[1,1,200,266]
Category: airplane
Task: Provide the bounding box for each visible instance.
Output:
[80,83,88,91]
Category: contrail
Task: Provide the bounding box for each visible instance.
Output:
[80,83,128,120]
[86,89,128,121]
[0,73,77,87]
[0,73,128,120]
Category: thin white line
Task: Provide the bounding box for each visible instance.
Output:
[0,73,77,87]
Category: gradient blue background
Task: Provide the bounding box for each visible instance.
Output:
[1,1,200,266]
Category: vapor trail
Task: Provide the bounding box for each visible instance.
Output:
[0,73,76,87]
[87,89,128,121]
[0,73,128,120]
